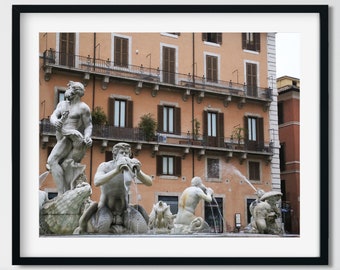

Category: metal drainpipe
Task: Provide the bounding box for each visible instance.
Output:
[192,32,195,178]
[89,33,96,186]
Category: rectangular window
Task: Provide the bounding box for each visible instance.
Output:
[163,106,174,133]
[114,100,126,127]
[204,111,224,147]
[244,116,264,151]
[204,197,223,233]
[242,33,261,52]
[59,33,75,67]
[108,98,133,128]
[248,161,260,181]
[162,46,176,84]
[158,195,178,215]
[278,102,284,125]
[248,117,257,141]
[247,198,256,224]
[246,62,258,97]
[162,156,174,175]
[280,143,286,171]
[58,91,65,103]
[157,105,181,135]
[202,33,222,44]
[207,158,220,179]
[206,55,218,83]
[156,155,181,176]
[207,112,217,137]
[114,36,128,68]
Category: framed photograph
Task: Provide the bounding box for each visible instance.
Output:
[12,5,328,265]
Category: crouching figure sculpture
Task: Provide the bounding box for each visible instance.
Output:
[74,143,153,234]
[172,177,214,234]
[245,189,283,234]
[148,201,175,234]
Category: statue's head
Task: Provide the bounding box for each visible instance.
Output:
[65,81,85,100]
[112,142,131,160]
[191,176,203,187]
[256,189,265,199]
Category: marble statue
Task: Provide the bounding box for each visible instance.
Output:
[148,201,175,234]
[46,81,92,195]
[172,177,214,234]
[40,181,92,234]
[245,189,283,234]
[73,143,153,234]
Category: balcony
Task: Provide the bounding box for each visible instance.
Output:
[42,50,272,107]
[40,119,273,162]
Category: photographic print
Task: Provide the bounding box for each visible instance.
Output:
[12,5,328,265]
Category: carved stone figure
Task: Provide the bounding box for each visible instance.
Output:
[245,190,283,234]
[74,143,153,234]
[46,81,92,195]
[148,201,175,234]
[172,177,213,234]
[40,181,92,235]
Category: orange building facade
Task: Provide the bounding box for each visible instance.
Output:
[277,76,300,234]
[39,32,280,232]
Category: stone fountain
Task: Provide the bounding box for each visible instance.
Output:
[39,81,284,236]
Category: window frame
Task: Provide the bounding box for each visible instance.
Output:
[202,33,222,45]
[244,115,264,151]
[112,33,131,70]
[163,106,174,134]
[248,160,261,181]
[207,111,217,137]
[114,99,126,128]
[58,32,76,67]
[108,97,133,128]
[242,33,261,52]
[204,196,224,233]
[244,61,259,97]
[157,104,181,135]
[156,155,181,177]
[204,52,220,83]
[203,110,225,147]
[206,157,221,181]
[161,44,178,84]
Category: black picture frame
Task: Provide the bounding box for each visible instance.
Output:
[12,4,329,266]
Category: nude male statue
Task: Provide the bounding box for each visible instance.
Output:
[74,143,153,234]
[46,81,92,195]
[173,176,214,233]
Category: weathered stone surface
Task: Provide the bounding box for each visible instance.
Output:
[172,177,214,234]
[40,183,91,235]
[244,190,283,235]
[148,201,174,234]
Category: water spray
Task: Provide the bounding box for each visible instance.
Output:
[227,165,257,192]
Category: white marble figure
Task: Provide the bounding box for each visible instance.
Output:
[245,190,283,234]
[148,201,175,234]
[74,143,153,234]
[172,177,214,234]
[46,81,92,195]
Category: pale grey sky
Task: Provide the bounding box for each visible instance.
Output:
[276,33,300,79]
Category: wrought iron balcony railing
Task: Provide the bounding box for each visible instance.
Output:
[42,49,273,101]
[40,118,273,155]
